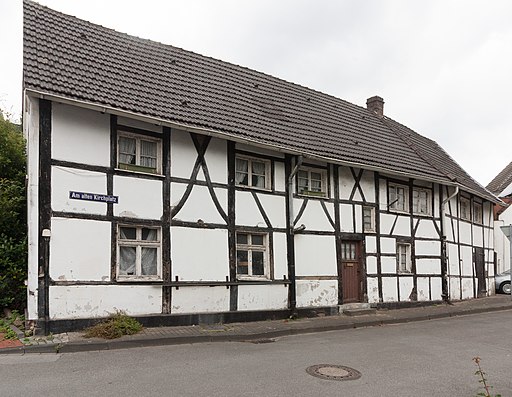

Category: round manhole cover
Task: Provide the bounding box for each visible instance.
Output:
[306,364,362,381]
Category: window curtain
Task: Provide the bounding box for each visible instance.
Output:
[140,140,157,168]
[251,161,266,188]
[141,248,157,275]
[235,159,248,185]
[119,247,136,275]
[119,137,136,165]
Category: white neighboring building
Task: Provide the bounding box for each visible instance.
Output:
[487,162,512,274]
[23,1,499,333]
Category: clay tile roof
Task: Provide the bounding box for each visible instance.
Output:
[23,0,498,202]
[487,161,512,197]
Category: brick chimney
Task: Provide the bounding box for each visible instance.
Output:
[366,96,384,118]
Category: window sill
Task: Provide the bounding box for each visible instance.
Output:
[237,276,271,282]
[235,184,272,193]
[296,192,329,199]
[115,167,165,178]
[117,276,162,282]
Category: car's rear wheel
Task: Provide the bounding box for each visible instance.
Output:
[499,282,511,294]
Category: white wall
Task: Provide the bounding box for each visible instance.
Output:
[296,280,337,307]
[114,176,162,219]
[495,206,512,273]
[238,285,288,311]
[171,287,230,313]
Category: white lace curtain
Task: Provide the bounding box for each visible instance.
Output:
[119,137,136,165]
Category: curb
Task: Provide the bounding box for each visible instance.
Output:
[1,304,511,355]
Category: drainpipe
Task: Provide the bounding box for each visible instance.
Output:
[287,155,303,314]
[441,186,459,302]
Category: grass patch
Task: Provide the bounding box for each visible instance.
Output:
[83,312,143,339]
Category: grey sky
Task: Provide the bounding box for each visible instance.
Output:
[1,0,510,186]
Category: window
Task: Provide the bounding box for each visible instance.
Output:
[118,132,161,174]
[413,188,432,216]
[118,226,161,280]
[397,243,412,273]
[460,196,471,221]
[363,206,375,232]
[235,156,270,189]
[297,167,328,197]
[388,183,409,212]
[236,232,269,279]
[473,202,483,224]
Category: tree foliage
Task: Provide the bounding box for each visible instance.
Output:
[0,111,27,311]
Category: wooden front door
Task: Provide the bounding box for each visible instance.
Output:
[340,240,362,304]
[475,247,486,298]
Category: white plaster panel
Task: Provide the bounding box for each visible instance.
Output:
[433,185,440,218]
[274,161,286,192]
[462,278,474,299]
[459,222,472,245]
[295,235,337,276]
[257,193,286,229]
[380,213,395,235]
[381,256,397,274]
[415,219,438,239]
[235,191,266,227]
[382,277,398,302]
[415,240,440,256]
[171,228,228,281]
[472,225,483,247]
[117,116,162,133]
[50,218,110,281]
[416,259,441,275]
[354,204,362,234]
[296,280,337,308]
[444,216,456,243]
[296,199,334,231]
[52,103,110,166]
[367,277,379,303]
[393,216,411,237]
[366,256,377,274]
[338,166,354,200]
[238,284,288,311]
[352,184,363,201]
[273,232,288,279]
[49,285,162,319]
[365,236,377,254]
[52,167,107,215]
[171,286,230,313]
[340,203,354,232]
[113,176,162,219]
[204,137,227,184]
[399,277,414,301]
[379,179,388,211]
[449,277,461,300]
[170,130,197,179]
[172,183,227,225]
[461,246,473,276]
[380,237,396,254]
[360,170,375,203]
[417,277,430,301]
[25,96,40,320]
[447,243,460,275]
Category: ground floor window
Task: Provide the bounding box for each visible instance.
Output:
[397,243,412,273]
[117,225,161,280]
[236,232,269,279]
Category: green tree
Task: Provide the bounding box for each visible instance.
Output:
[0,111,27,311]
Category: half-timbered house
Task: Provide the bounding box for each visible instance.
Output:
[23,1,499,333]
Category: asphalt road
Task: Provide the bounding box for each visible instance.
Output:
[1,311,511,396]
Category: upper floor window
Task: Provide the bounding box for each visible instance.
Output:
[473,202,483,224]
[236,232,269,279]
[460,196,471,221]
[235,156,271,190]
[117,226,161,280]
[388,183,409,212]
[363,206,375,232]
[118,132,161,174]
[413,188,432,216]
[297,167,328,197]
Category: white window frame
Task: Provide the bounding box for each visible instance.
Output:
[363,206,375,232]
[236,232,270,280]
[397,243,412,273]
[412,188,432,216]
[296,166,328,198]
[460,196,471,221]
[388,183,409,213]
[117,225,162,281]
[117,131,162,175]
[235,155,271,190]
[473,201,483,224]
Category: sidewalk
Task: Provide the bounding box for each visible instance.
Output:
[2,295,511,355]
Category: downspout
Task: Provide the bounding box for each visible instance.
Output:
[441,185,459,302]
[287,155,303,315]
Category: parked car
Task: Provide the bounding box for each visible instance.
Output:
[495,269,511,294]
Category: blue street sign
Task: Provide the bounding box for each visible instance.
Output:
[69,191,118,204]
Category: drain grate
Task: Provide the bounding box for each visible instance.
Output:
[306,364,362,381]
[247,338,276,344]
